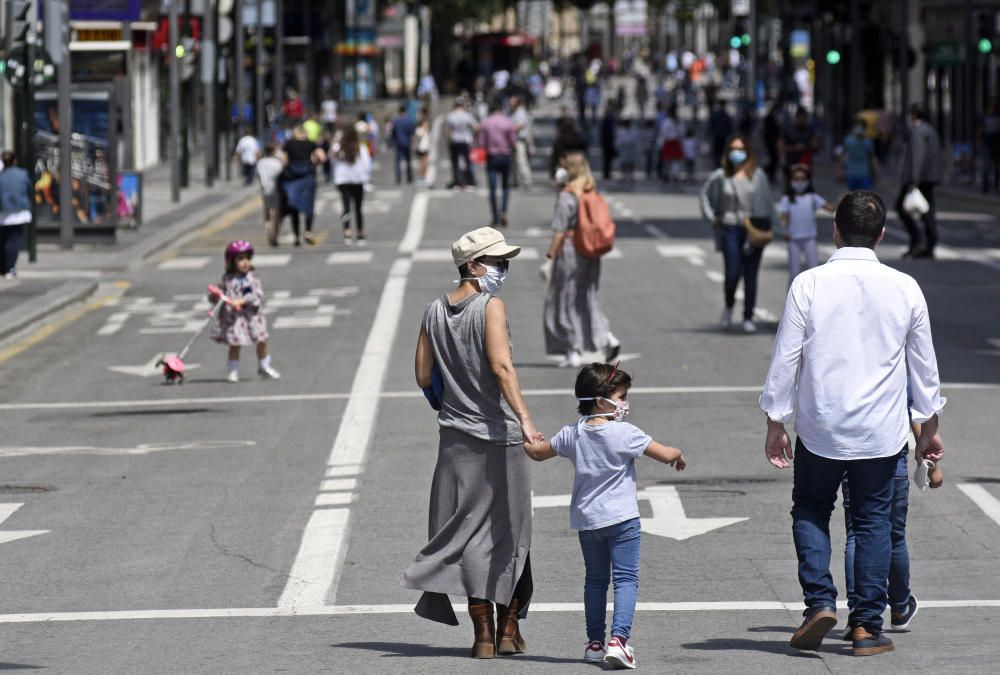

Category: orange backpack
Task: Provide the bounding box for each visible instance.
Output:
[568,189,616,258]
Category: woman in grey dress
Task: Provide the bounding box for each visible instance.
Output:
[543,153,621,367]
[403,227,545,659]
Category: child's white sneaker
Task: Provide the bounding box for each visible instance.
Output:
[226,370,240,383]
[605,636,636,669]
[258,365,281,380]
[583,640,606,662]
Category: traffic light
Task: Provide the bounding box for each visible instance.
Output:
[4,0,32,52]
[730,35,742,49]
[977,11,996,54]
[826,49,842,65]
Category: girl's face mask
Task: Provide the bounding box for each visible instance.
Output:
[578,396,630,422]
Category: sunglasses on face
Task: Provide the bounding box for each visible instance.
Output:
[477,257,510,271]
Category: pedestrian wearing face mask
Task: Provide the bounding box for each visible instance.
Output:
[700,135,778,333]
[524,362,687,668]
[404,227,545,659]
[778,164,836,283]
[842,117,878,191]
[543,153,621,367]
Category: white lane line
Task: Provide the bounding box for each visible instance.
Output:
[320,478,358,492]
[1,600,998,623]
[656,244,705,258]
[315,493,356,507]
[97,312,130,336]
[327,251,374,265]
[398,193,428,254]
[3,382,995,412]
[425,113,443,187]
[276,509,350,609]
[251,254,292,267]
[705,270,724,283]
[413,247,539,262]
[605,247,624,259]
[158,256,210,271]
[325,465,361,478]
[957,484,1000,528]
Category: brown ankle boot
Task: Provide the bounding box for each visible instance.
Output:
[468,603,496,659]
[496,599,527,655]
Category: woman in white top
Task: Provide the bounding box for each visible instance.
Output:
[334,125,373,245]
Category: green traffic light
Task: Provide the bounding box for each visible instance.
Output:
[978,38,993,54]
[730,35,741,49]
[741,33,751,47]
[826,49,842,65]
[175,44,186,58]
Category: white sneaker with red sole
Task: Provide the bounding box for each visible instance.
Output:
[583,640,606,662]
[605,636,636,669]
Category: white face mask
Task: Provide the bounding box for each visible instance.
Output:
[578,396,630,422]
[458,262,508,294]
[791,180,809,193]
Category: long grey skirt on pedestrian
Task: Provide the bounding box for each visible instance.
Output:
[544,245,612,355]
[401,427,533,626]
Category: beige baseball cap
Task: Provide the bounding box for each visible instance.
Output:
[451,227,521,266]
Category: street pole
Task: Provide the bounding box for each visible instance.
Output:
[56,0,73,249]
[255,0,264,142]
[275,0,284,111]
[899,0,910,127]
[748,0,757,114]
[181,0,191,188]
[234,0,244,128]
[203,0,216,187]
[169,0,181,202]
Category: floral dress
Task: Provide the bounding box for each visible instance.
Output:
[210,271,269,346]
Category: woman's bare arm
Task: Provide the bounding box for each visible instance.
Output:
[485,297,543,444]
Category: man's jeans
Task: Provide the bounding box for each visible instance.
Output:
[486,154,511,225]
[578,517,640,641]
[792,439,897,632]
[395,145,413,184]
[448,141,475,187]
[718,225,763,321]
[843,452,910,617]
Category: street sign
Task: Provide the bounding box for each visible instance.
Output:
[930,40,963,66]
[732,0,750,17]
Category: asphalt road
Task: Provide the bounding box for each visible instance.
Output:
[0,108,999,674]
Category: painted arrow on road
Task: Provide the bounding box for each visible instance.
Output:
[108,355,200,377]
[533,485,747,541]
[0,503,48,545]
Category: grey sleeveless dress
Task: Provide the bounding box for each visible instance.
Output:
[401,292,534,625]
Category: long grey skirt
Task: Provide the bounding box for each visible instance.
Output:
[401,427,533,626]
[544,246,612,355]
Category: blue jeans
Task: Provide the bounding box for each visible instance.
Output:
[395,145,412,184]
[486,154,511,225]
[719,225,763,321]
[792,439,897,632]
[847,175,873,190]
[578,517,640,641]
[843,452,910,617]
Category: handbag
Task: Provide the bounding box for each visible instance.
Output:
[728,177,773,248]
[902,187,930,216]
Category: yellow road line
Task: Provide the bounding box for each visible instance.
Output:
[0,282,131,365]
[196,198,262,240]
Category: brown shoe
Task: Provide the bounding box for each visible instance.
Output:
[851,626,895,656]
[496,600,526,655]
[468,603,496,659]
[789,607,837,650]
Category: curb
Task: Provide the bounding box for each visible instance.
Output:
[0,279,99,344]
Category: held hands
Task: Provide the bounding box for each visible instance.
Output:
[915,431,944,464]
[764,419,793,469]
[521,419,545,446]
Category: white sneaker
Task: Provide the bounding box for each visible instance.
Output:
[742,319,757,333]
[604,636,636,669]
[226,370,240,383]
[583,640,606,662]
[4,269,15,279]
[719,308,733,329]
[562,350,581,368]
[258,365,281,380]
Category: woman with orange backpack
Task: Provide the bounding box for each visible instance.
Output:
[543,153,621,367]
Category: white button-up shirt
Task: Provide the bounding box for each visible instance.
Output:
[759,247,946,460]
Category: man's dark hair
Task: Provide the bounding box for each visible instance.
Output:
[835,190,886,248]
[575,363,633,416]
[489,97,504,114]
[398,103,407,114]
[910,103,928,121]
[1,151,14,167]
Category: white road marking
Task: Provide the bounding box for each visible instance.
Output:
[398,193,428,254]
[315,493,356,507]
[605,247,624,259]
[320,478,358,492]
[0,503,48,546]
[158,257,211,271]
[97,312,130,336]
[705,270,724,283]
[276,509,350,608]
[265,297,320,309]
[957,484,1000,528]
[0,600,997,623]
[307,286,360,298]
[413,247,539,262]
[326,251,374,265]
[251,254,292,267]
[657,244,705,258]
[0,440,254,458]
[2,382,993,412]
[644,224,666,239]
[325,465,361,478]
[273,316,333,329]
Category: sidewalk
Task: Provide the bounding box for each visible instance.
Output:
[0,153,255,341]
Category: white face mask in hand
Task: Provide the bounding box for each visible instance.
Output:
[913,459,935,490]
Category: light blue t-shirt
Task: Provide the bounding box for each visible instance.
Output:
[550,420,652,531]
[843,134,874,178]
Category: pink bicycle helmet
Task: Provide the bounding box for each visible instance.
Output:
[225,240,254,266]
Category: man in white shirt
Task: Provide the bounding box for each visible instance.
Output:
[759,191,945,657]
[446,100,478,189]
[233,129,261,186]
